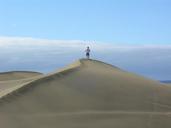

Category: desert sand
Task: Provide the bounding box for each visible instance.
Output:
[0,59,170,128]
[0,71,43,101]
[0,71,42,81]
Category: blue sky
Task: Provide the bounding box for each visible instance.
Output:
[0,0,171,44]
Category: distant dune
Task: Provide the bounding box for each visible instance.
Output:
[0,71,43,81]
[0,59,171,128]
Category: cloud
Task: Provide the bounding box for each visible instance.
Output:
[0,36,171,50]
[0,36,171,80]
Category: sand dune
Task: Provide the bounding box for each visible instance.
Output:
[0,59,171,128]
[0,71,43,101]
[0,71,43,81]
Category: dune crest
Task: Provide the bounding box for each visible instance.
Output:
[0,59,171,128]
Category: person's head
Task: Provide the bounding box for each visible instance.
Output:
[87,46,89,49]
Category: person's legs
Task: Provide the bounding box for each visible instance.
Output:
[86,53,90,59]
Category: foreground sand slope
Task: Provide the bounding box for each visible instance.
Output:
[0,59,171,128]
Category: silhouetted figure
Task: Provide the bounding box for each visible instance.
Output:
[85,46,90,59]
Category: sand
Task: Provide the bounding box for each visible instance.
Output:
[0,59,170,128]
[0,71,43,81]
[0,71,43,100]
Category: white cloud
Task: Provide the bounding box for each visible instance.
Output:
[0,36,171,80]
[0,36,171,50]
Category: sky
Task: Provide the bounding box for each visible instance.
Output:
[0,0,171,44]
[0,37,171,81]
[0,0,171,80]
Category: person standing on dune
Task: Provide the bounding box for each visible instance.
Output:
[85,46,90,59]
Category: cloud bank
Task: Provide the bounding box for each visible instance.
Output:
[0,36,171,80]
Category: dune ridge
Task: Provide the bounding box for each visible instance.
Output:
[0,60,81,100]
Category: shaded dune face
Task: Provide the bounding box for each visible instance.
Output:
[0,59,171,128]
